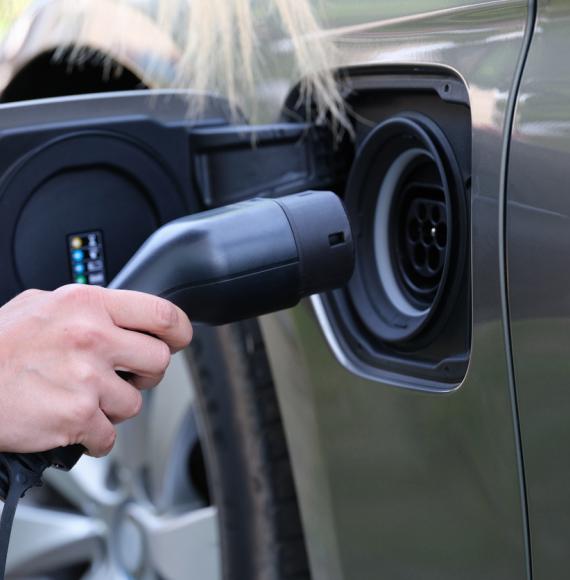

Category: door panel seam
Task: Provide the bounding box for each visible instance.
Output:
[498,1,537,579]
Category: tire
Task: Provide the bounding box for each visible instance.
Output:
[188,320,311,580]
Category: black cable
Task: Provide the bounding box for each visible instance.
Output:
[0,480,26,578]
[0,454,50,579]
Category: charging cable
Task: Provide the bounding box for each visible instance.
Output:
[0,453,52,579]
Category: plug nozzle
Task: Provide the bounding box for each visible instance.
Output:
[110,191,354,325]
[274,190,354,295]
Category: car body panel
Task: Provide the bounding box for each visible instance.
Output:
[507,0,570,577]
[260,1,533,578]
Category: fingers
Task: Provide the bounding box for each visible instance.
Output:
[46,286,193,458]
[111,328,171,379]
[0,285,188,457]
[114,369,163,390]
[65,371,143,456]
[81,410,117,458]
[102,289,193,352]
[99,373,143,424]
[129,374,165,391]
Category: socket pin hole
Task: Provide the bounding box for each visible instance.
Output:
[396,187,448,305]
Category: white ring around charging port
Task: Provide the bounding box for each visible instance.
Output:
[373,148,429,318]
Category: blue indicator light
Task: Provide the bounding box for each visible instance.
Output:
[68,231,106,286]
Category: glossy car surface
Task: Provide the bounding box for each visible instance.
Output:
[1,1,566,579]
[259,2,532,579]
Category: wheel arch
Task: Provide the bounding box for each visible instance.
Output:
[0,0,179,100]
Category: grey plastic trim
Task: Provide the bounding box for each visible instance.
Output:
[309,294,459,394]
[373,148,429,318]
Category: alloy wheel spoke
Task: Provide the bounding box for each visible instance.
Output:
[129,504,221,580]
[43,455,122,513]
[5,504,105,576]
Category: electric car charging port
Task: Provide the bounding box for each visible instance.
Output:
[348,113,467,344]
[316,70,472,387]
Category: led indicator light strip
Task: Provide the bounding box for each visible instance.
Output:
[67,231,107,286]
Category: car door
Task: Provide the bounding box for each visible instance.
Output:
[257,1,536,579]
[507,1,570,578]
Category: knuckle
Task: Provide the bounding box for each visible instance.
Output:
[154,298,177,330]
[72,392,99,426]
[73,360,100,387]
[19,288,43,300]
[67,323,102,351]
[55,284,97,307]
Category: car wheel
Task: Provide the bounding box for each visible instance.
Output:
[189,320,311,580]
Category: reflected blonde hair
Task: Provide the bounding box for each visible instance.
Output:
[2,0,347,127]
[154,0,347,126]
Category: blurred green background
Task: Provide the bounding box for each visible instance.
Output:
[0,0,482,35]
[0,0,32,34]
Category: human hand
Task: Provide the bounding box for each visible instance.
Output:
[0,285,192,457]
